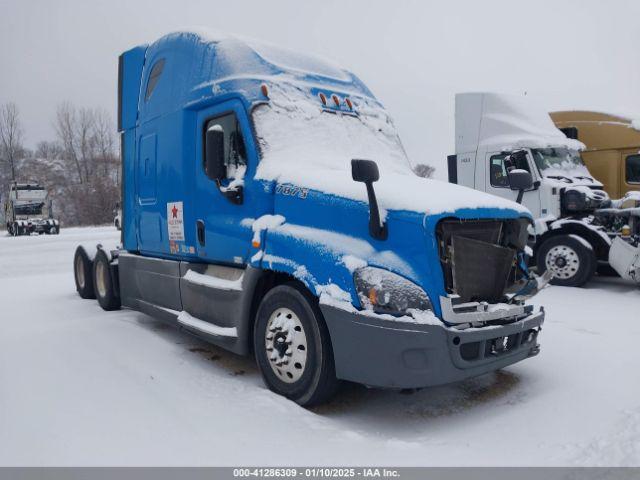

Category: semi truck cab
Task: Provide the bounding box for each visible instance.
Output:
[449,92,640,287]
[75,32,546,406]
[4,182,60,236]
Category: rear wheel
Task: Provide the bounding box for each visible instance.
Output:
[93,249,121,311]
[254,283,338,407]
[536,235,596,287]
[74,246,96,299]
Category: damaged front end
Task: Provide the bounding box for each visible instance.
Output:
[596,192,640,285]
[436,218,549,326]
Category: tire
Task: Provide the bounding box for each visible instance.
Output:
[93,249,121,311]
[536,235,596,287]
[254,283,339,407]
[74,246,96,299]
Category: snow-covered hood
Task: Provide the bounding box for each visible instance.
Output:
[542,175,604,189]
[273,171,530,218]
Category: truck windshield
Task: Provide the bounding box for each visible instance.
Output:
[251,85,413,184]
[14,202,44,216]
[531,148,591,179]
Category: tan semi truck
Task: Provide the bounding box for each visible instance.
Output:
[551,111,640,200]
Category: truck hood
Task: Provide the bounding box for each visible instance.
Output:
[263,177,535,320]
[543,175,604,189]
[270,171,531,218]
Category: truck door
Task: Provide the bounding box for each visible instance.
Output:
[485,150,542,217]
[194,100,265,264]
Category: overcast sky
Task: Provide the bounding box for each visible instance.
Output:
[2,0,639,178]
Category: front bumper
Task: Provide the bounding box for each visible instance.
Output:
[321,305,544,389]
[14,219,58,233]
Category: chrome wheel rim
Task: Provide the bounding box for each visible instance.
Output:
[95,261,107,298]
[546,245,580,280]
[75,255,85,289]
[265,307,308,384]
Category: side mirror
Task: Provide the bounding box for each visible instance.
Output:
[351,159,387,240]
[508,169,534,204]
[351,159,379,183]
[205,126,226,181]
[508,169,533,192]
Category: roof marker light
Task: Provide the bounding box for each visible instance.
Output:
[261,84,269,98]
[318,92,327,105]
[332,94,340,106]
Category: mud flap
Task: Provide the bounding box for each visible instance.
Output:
[609,237,640,285]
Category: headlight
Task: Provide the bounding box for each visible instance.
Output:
[354,267,432,315]
[562,190,587,212]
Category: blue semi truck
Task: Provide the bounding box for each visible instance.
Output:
[73,30,546,406]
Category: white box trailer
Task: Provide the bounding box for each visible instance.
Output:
[448,92,640,286]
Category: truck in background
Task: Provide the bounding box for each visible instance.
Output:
[448,93,640,287]
[550,111,640,200]
[74,31,546,406]
[3,181,60,236]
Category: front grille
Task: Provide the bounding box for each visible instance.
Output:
[437,218,528,303]
[452,236,515,303]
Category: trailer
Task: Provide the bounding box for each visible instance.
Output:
[448,93,640,287]
[74,31,547,406]
[4,181,60,236]
[550,110,640,200]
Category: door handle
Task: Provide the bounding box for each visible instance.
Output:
[196,220,205,246]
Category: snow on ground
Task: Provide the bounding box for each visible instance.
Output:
[0,226,639,466]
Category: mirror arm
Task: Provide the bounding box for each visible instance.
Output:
[224,185,243,205]
[215,179,244,205]
[365,181,388,240]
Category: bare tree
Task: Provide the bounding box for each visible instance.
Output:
[91,108,118,181]
[52,102,120,225]
[0,102,24,182]
[414,163,436,178]
[55,102,84,184]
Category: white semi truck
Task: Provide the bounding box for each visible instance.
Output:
[3,181,60,236]
[448,92,640,287]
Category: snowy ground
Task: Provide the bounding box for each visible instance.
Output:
[0,226,638,466]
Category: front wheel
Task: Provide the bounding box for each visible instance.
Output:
[536,234,596,287]
[254,283,338,407]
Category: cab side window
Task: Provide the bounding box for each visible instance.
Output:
[626,154,640,184]
[204,113,247,181]
[145,59,165,102]
[490,151,532,188]
[490,154,510,188]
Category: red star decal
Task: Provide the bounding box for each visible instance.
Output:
[171,205,178,218]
